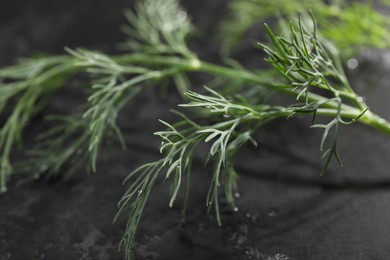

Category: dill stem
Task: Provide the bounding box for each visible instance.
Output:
[114,54,345,109]
[358,111,390,136]
[311,108,390,136]
[114,54,390,136]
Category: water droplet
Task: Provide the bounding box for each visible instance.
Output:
[268,208,277,217]
[234,192,240,198]
[237,235,246,245]
[178,11,187,21]
[1,186,7,193]
[223,113,230,118]
[378,119,385,124]
[233,207,239,212]
[40,164,48,172]
[347,58,359,69]
[138,190,143,194]
[273,253,290,260]
[246,213,251,218]
[357,96,364,102]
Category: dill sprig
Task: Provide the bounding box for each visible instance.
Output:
[259,13,369,173]
[33,0,196,177]
[5,0,197,184]
[219,0,390,57]
[116,12,390,258]
[120,0,194,59]
[7,0,278,185]
[1,1,390,259]
[0,56,76,191]
[115,87,273,258]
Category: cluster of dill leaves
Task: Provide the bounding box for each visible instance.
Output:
[1,0,390,258]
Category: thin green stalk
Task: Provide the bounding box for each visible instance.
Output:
[112,54,390,135]
[359,111,390,135]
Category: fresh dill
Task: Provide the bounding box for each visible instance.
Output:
[1,0,390,259]
[219,0,390,57]
[116,9,390,258]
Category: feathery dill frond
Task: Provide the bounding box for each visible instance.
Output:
[114,12,390,258]
[33,0,198,176]
[258,13,370,173]
[10,0,198,181]
[321,3,390,54]
[219,0,390,57]
[18,47,190,179]
[120,0,194,58]
[15,115,90,180]
[117,80,364,257]
[218,0,317,56]
[0,56,76,191]
[116,87,280,258]
[0,0,388,259]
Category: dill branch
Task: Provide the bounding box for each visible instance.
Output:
[0,0,389,259]
[117,11,390,259]
[3,0,390,195]
[0,56,76,191]
[117,82,372,257]
[19,48,191,180]
[219,0,390,57]
[257,13,378,173]
[29,0,197,178]
[1,1,389,258]
[120,0,194,59]
[116,88,274,258]
[9,0,198,183]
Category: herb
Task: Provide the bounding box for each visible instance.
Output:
[220,0,390,57]
[1,0,390,259]
[115,10,390,257]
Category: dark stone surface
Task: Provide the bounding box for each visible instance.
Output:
[1,1,390,260]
